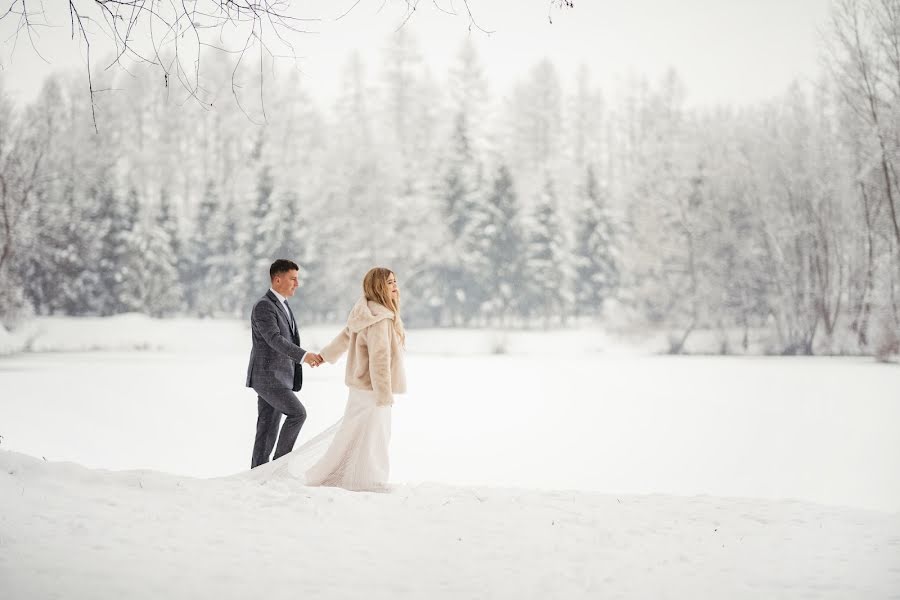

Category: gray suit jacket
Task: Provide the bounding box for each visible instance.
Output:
[246,291,307,392]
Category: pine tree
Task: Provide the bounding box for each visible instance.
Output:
[277,189,322,314]
[57,183,106,315]
[319,51,390,309]
[480,163,524,323]
[189,179,228,316]
[244,164,285,309]
[137,194,183,316]
[574,165,619,318]
[116,187,149,313]
[522,174,570,324]
[20,186,63,315]
[440,111,487,323]
[94,184,142,314]
[218,197,244,316]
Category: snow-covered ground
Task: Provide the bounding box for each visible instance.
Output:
[3,450,899,599]
[1,315,899,598]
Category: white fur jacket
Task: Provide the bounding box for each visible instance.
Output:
[320,297,407,407]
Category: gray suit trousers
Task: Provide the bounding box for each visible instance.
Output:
[251,386,307,468]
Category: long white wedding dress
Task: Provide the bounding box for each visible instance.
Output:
[246,388,392,491]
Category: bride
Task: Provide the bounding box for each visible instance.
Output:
[250,267,406,491]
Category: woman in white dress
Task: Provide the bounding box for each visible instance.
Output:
[298,267,407,491]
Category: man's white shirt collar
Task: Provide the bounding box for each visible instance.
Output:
[270,288,294,331]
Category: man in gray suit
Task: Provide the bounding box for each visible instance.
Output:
[247,259,323,468]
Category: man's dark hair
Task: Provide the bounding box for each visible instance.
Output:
[270,259,299,280]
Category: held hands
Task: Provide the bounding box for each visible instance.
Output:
[303,352,325,367]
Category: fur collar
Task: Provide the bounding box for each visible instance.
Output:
[346,296,394,333]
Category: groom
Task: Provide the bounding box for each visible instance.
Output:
[247,259,323,468]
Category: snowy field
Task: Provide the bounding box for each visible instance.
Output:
[1,315,899,598]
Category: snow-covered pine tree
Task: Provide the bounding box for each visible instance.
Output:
[244,163,281,309]
[187,180,218,316]
[218,197,244,316]
[18,187,56,315]
[376,30,442,317]
[522,173,571,325]
[574,165,619,319]
[274,187,323,321]
[480,163,525,324]
[114,186,149,313]
[439,110,490,324]
[418,38,496,325]
[138,192,183,316]
[315,51,390,312]
[95,182,141,314]
[56,181,107,315]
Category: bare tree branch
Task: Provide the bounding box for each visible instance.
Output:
[336,0,364,21]
[1,0,572,126]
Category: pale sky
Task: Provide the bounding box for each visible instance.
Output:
[0,0,833,108]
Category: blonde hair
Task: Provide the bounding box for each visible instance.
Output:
[362,267,406,347]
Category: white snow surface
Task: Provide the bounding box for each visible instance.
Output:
[2,450,899,599]
[1,315,899,598]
